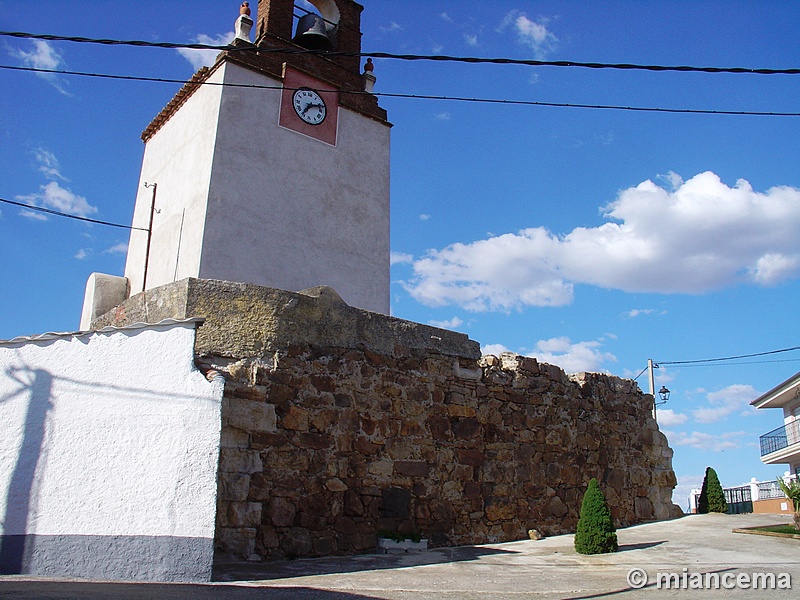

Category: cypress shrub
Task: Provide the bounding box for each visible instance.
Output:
[698,467,728,514]
[574,478,618,554]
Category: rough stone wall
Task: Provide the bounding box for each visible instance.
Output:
[92,278,678,562]
[199,347,677,561]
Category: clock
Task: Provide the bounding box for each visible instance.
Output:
[292,88,327,125]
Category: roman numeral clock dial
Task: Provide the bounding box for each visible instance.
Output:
[292,88,327,125]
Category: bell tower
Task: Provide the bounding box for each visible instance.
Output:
[82,0,391,327]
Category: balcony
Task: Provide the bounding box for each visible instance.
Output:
[759,419,800,463]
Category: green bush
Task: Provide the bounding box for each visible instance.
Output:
[698,467,728,514]
[776,476,800,530]
[574,478,618,555]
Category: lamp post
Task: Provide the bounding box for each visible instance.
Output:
[655,385,670,421]
[647,358,670,421]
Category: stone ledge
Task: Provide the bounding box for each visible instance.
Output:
[91,278,481,360]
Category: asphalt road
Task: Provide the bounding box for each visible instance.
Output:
[1,513,797,599]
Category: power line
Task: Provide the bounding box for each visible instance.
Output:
[3,64,799,118]
[661,358,800,368]
[0,197,146,231]
[657,345,800,367]
[2,30,800,76]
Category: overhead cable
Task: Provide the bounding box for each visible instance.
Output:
[657,345,800,366]
[0,197,147,231]
[3,64,799,118]
[2,30,800,76]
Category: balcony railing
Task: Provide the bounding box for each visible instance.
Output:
[759,419,800,457]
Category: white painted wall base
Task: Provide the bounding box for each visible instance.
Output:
[0,320,223,582]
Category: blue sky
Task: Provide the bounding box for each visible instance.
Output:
[2,1,800,510]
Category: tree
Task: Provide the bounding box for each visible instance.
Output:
[698,467,728,514]
[776,476,800,530]
[574,478,618,554]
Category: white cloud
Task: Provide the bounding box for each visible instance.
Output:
[440,13,452,22]
[692,384,759,424]
[74,248,92,260]
[104,242,128,255]
[19,209,48,221]
[404,172,800,311]
[463,34,479,47]
[481,343,510,357]
[390,251,414,265]
[749,253,800,285]
[658,171,684,191]
[419,214,431,221]
[380,22,403,34]
[428,316,463,330]
[17,181,98,218]
[500,12,557,59]
[663,430,745,452]
[656,409,688,427]
[626,308,656,318]
[10,40,70,95]
[528,337,616,373]
[435,112,452,121]
[177,32,234,70]
[480,336,615,373]
[33,148,67,181]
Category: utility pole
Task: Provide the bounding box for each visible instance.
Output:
[142,182,158,293]
[648,358,657,420]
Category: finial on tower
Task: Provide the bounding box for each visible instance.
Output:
[363,58,376,93]
[235,2,254,41]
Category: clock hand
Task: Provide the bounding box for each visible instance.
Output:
[302,102,324,115]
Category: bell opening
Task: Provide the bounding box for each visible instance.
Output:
[293,13,334,51]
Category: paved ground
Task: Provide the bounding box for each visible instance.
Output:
[1,513,798,599]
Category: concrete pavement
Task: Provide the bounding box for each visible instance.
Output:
[1,513,797,599]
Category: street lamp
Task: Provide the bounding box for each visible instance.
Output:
[657,386,670,405]
[654,385,670,422]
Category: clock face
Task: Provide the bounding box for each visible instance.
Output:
[292,88,327,125]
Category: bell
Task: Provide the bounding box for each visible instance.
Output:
[293,13,333,51]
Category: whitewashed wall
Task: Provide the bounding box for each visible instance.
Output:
[0,321,223,582]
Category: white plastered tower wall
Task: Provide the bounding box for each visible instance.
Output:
[123,66,225,296]
[122,59,390,314]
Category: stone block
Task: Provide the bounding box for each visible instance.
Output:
[219,449,263,474]
[282,527,313,557]
[220,473,250,501]
[268,497,297,527]
[355,437,381,455]
[368,459,395,478]
[394,460,429,477]
[380,487,411,519]
[296,432,330,449]
[634,496,654,519]
[545,495,568,518]
[456,449,485,466]
[282,406,309,431]
[216,526,256,558]
[452,417,481,438]
[326,478,349,492]
[227,502,262,527]
[447,404,477,418]
[225,398,277,432]
[426,415,451,440]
